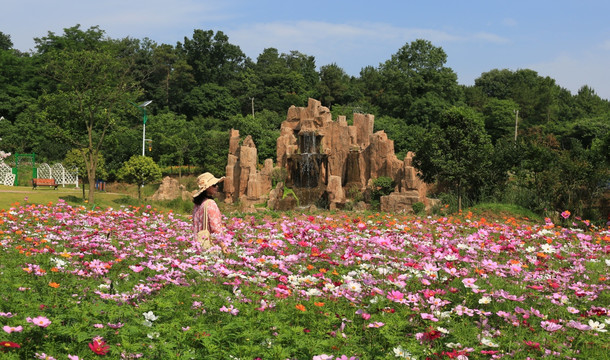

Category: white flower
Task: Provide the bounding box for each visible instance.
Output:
[346,281,362,293]
[142,311,158,322]
[481,338,499,347]
[478,296,492,304]
[393,345,415,359]
[540,244,554,254]
[588,320,607,332]
[446,342,462,348]
[437,326,449,334]
[142,320,153,327]
[305,288,322,297]
[525,246,536,253]
[393,346,407,357]
[605,318,610,325]
[147,332,160,339]
[605,259,610,266]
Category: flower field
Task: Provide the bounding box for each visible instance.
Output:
[1,200,609,359]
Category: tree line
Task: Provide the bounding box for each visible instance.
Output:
[0,25,608,219]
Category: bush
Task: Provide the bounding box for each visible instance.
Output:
[412,202,425,214]
[371,176,394,201]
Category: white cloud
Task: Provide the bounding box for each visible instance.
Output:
[529,52,610,100]
[502,18,518,27]
[473,32,510,44]
[227,20,508,74]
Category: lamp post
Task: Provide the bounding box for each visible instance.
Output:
[131,101,152,156]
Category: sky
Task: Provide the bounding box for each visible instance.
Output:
[3,0,610,100]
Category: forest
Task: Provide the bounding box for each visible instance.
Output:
[0,25,609,221]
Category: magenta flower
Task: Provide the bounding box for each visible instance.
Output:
[560,210,571,219]
[386,290,404,302]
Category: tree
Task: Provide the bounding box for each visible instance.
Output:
[63,148,107,200]
[0,31,13,51]
[36,26,141,204]
[317,63,350,107]
[177,29,246,86]
[148,112,197,179]
[117,155,162,200]
[413,106,493,210]
[376,39,461,121]
[482,98,519,144]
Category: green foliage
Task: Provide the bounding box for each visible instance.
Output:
[282,187,300,207]
[230,110,282,162]
[63,148,107,180]
[412,201,425,214]
[413,106,493,210]
[375,39,462,122]
[371,176,394,201]
[117,156,162,199]
[271,167,287,187]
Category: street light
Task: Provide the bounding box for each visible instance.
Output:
[131,100,152,156]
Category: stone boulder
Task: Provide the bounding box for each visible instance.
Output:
[151,176,189,201]
[380,191,421,213]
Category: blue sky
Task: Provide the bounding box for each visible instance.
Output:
[4,0,610,99]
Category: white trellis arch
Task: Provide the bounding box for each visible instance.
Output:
[50,163,79,188]
[0,161,14,186]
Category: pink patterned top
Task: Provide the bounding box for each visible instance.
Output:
[192,199,225,236]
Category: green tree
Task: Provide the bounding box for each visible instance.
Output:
[376,39,461,121]
[182,83,239,120]
[36,26,141,204]
[482,98,519,144]
[317,63,350,107]
[253,48,312,113]
[177,29,246,86]
[117,155,162,199]
[413,106,493,210]
[148,112,197,179]
[0,31,13,50]
[63,148,108,200]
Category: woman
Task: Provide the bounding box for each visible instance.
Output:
[192,172,227,252]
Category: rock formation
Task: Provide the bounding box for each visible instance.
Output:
[151,176,191,201]
[225,98,431,212]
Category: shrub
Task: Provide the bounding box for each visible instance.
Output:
[412,201,425,214]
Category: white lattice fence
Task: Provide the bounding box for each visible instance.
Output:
[50,163,79,187]
[0,162,14,186]
[38,163,52,179]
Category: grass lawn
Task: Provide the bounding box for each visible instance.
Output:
[0,184,180,213]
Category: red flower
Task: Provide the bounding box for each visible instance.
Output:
[0,341,20,348]
[89,338,110,355]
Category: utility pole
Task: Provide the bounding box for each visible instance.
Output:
[514,109,519,142]
[251,97,255,119]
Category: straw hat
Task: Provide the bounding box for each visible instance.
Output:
[192,172,225,198]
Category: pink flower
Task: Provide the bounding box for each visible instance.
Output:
[68,355,81,360]
[387,290,404,302]
[3,325,23,333]
[357,222,367,230]
[219,305,239,315]
[560,210,571,219]
[129,265,144,273]
[361,312,371,320]
[462,278,478,288]
[540,321,563,332]
[27,316,51,328]
[421,313,439,322]
[367,322,385,328]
